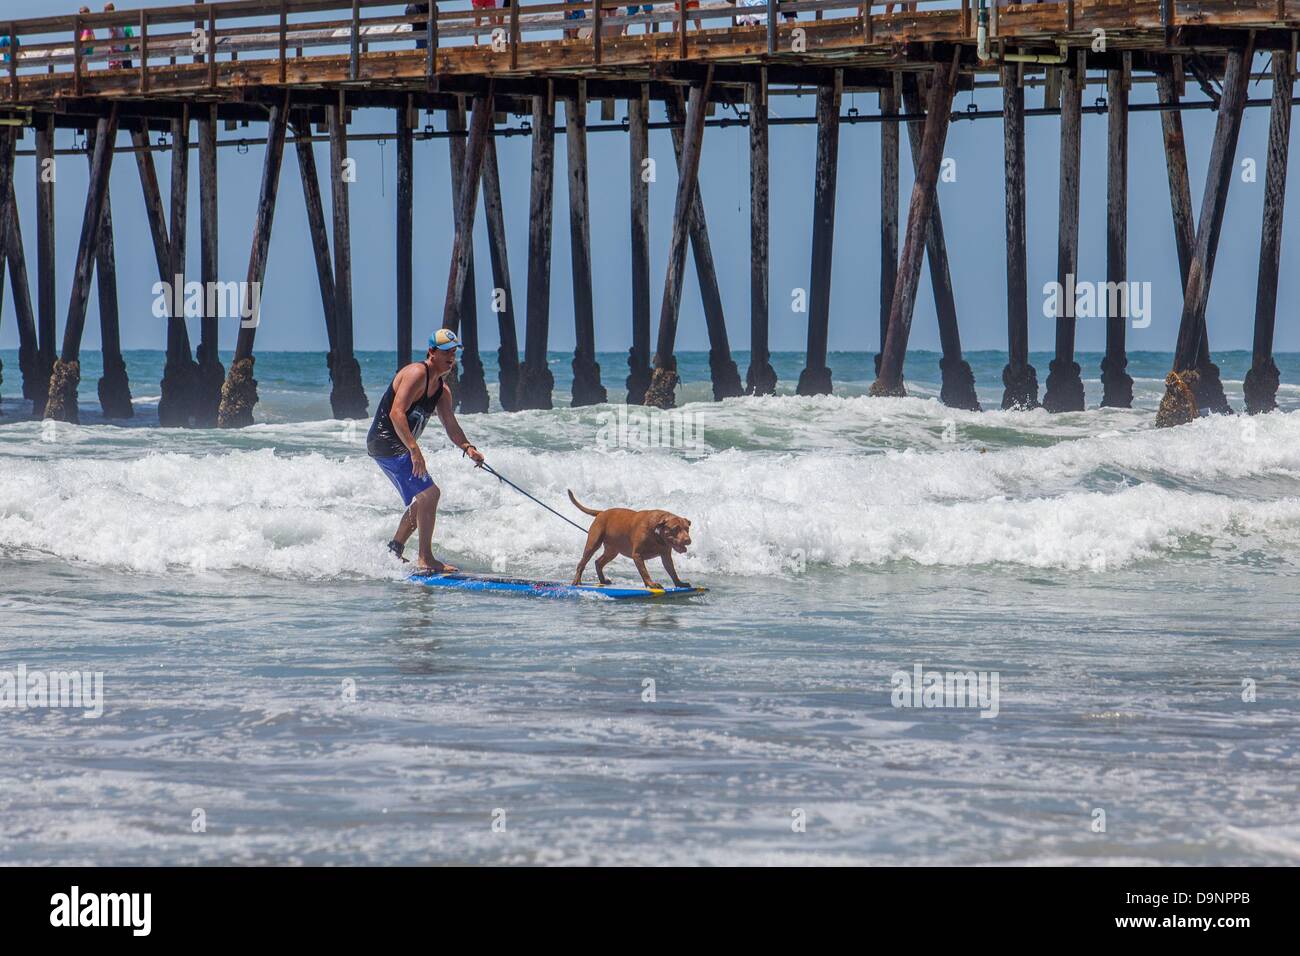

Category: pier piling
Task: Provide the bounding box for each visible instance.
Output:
[647,79,711,410]
[1158,47,1250,427]
[1245,52,1292,415]
[565,84,608,407]
[871,60,957,398]
[876,79,899,382]
[45,107,119,424]
[2,136,40,412]
[1100,64,1134,409]
[1043,51,1086,414]
[445,95,491,413]
[626,89,652,405]
[518,91,557,411]
[746,77,776,397]
[195,106,224,427]
[796,78,841,398]
[1000,64,1038,410]
[217,95,290,428]
[480,131,521,411]
[902,76,979,412]
[35,117,56,417]
[328,98,370,420]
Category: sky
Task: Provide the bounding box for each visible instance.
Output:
[2,0,1298,360]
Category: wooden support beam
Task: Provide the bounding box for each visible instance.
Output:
[0,129,12,414]
[626,89,652,405]
[566,85,607,407]
[45,106,119,424]
[328,96,369,420]
[195,105,224,427]
[1245,52,1292,415]
[92,153,132,419]
[4,176,41,406]
[902,75,979,412]
[35,116,56,416]
[665,78,742,403]
[445,95,490,413]
[646,80,712,409]
[870,60,957,398]
[480,130,521,411]
[1042,51,1086,413]
[159,113,199,427]
[796,79,841,398]
[746,76,776,396]
[518,91,557,411]
[876,78,898,380]
[1157,63,1229,414]
[442,93,491,332]
[1100,66,1134,409]
[396,104,414,373]
[217,93,291,428]
[1000,64,1038,410]
[292,118,338,362]
[1158,46,1251,427]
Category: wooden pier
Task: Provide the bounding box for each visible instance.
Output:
[0,0,1296,426]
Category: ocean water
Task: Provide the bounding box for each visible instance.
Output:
[1,348,1299,865]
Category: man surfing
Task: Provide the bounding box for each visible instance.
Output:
[367,328,485,572]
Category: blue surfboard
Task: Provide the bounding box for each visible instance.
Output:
[409,570,707,601]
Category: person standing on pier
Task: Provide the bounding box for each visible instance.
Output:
[367,329,485,573]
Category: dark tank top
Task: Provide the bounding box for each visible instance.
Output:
[366,364,445,458]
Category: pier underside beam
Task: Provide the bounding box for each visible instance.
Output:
[1157,47,1250,427]
[746,76,776,397]
[647,76,712,410]
[1043,52,1086,414]
[902,74,979,412]
[797,78,842,398]
[518,91,557,411]
[566,84,608,407]
[1245,53,1292,415]
[627,88,653,405]
[45,107,119,424]
[1000,64,1038,410]
[328,97,370,421]
[217,94,291,428]
[870,59,958,398]
[1101,64,1135,409]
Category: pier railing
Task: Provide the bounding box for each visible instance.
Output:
[2,0,1293,103]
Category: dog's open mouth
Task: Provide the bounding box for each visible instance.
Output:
[673,543,689,554]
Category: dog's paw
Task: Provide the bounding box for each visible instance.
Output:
[673,581,691,589]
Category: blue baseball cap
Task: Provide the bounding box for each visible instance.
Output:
[429,329,461,351]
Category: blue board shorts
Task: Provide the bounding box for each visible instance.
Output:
[372,451,434,507]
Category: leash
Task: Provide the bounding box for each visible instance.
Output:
[475,460,590,536]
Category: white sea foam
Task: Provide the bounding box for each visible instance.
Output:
[2,399,1299,579]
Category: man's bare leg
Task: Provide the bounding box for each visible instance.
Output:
[392,505,417,550]
[413,483,457,572]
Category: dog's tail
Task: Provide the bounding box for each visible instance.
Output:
[567,490,602,517]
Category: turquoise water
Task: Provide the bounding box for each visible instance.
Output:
[1,349,1299,864]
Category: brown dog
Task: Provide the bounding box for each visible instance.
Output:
[568,491,693,590]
